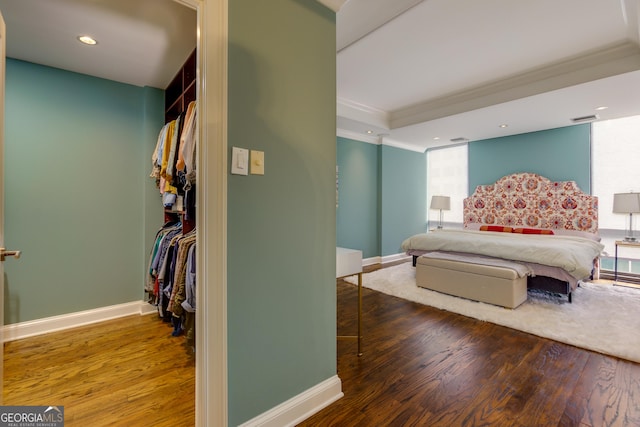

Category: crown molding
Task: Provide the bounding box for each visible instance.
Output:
[390,41,640,129]
[337,97,390,130]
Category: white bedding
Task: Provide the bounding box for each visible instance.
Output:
[401,229,604,280]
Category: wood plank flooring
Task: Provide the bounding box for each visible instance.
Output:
[4,262,640,426]
[299,261,640,427]
[3,313,194,427]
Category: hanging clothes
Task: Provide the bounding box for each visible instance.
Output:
[146,220,182,297]
[177,101,197,222]
[147,101,197,343]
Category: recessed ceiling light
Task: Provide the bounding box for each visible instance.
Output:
[366,130,373,134]
[499,124,508,128]
[77,35,97,45]
[595,106,608,111]
[433,137,440,140]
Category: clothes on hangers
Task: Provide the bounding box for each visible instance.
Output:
[150,104,194,210]
[181,244,196,314]
[146,221,196,340]
[147,102,198,344]
[145,221,182,296]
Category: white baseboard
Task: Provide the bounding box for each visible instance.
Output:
[3,300,157,342]
[381,252,411,264]
[363,253,410,266]
[238,375,343,427]
[362,256,382,266]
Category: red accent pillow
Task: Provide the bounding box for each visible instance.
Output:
[479,225,513,233]
[513,227,554,235]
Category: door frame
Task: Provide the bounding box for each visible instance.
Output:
[0,9,6,403]
[176,0,229,425]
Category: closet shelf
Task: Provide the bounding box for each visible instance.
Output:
[165,48,196,122]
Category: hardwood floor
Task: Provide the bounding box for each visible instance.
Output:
[5,263,639,427]
[3,313,195,427]
[300,261,640,427]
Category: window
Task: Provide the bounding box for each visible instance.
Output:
[426,144,468,229]
[592,115,640,277]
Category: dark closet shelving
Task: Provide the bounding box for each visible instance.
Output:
[165,48,196,123]
[163,48,197,233]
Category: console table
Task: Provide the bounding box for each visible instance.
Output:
[614,240,640,282]
[336,247,363,356]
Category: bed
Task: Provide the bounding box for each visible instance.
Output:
[401,172,604,305]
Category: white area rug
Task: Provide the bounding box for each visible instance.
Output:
[345,263,640,363]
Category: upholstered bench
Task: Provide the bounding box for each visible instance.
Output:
[415,253,529,309]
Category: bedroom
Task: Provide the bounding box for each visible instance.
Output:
[335,0,640,283]
[329,0,640,423]
[332,63,640,427]
[337,120,640,281]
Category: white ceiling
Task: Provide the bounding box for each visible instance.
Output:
[337,0,640,151]
[0,0,639,152]
[0,0,196,89]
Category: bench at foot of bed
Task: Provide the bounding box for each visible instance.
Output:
[416,255,528,309]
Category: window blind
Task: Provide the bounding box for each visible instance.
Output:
[426,144,468,229]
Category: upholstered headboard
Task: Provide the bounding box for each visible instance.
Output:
[463,172,598,234]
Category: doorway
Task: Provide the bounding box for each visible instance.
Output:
[0,0,229,424]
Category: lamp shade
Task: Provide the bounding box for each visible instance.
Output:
[612,192,640,213]
[430,195,450,210]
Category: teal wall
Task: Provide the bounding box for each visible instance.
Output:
[336,138,426,258]
[337,125,588,261]
[336,137,380,257]
[4,59,164,324]
[468,124,591,192]
[227,1,336,425]
[380,145,427,255]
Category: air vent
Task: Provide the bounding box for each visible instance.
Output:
[571,114,599,123]
[450,137,469,142]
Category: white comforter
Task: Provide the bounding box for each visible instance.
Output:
[401,229,604,280]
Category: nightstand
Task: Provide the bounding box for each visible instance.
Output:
[614,240,640,281]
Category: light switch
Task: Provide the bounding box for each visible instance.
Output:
[250,150,265,175]
[231,147,249,175]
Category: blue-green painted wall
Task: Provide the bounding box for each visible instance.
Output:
[227,1,336,424]
[4,59,164,324]
[336,138,426,259]
[336,137,380,258]
[380,145,427,256]
[468,124,591,192]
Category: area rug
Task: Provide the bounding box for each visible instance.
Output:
[345,263,640,363]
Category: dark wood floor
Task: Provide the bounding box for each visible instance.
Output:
[299,261,640,427]
[3,313,195,427]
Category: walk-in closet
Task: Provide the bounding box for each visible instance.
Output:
[146,49,198,351]
[1,0,198,424]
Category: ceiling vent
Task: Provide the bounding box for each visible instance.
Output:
[450,137,469,142]
[571,114,599,123]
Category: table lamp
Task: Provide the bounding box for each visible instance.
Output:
[613,192,640,242]
[430,195,450,229]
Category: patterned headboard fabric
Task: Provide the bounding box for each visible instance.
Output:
[463,172,598,233]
